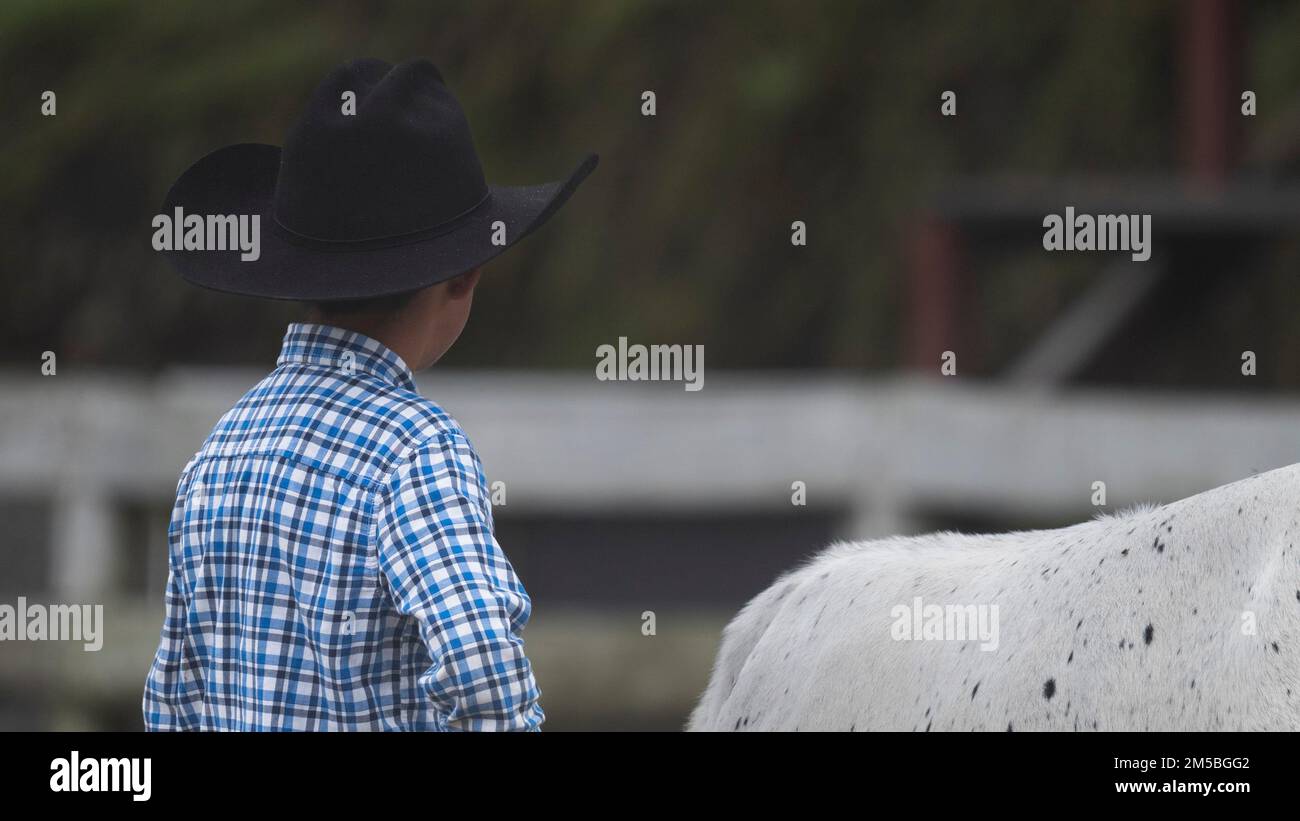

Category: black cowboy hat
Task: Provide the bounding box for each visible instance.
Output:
[159,58,598,300]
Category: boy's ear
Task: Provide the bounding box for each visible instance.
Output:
[445,267,480,299]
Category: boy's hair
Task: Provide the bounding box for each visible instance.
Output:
[307,289,416,321]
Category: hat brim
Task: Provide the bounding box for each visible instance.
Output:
[159,143,598,301]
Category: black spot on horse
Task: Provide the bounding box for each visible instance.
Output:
[1143,624,1154,645]
[1043,678,1057,700]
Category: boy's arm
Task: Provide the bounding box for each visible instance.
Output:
[376,430,543,731]
[143,470,204,731]
[143,568,204,730]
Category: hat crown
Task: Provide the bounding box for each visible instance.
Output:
[273,59,488,241]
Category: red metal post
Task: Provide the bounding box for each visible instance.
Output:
[905,216,964,373]
[1182,0,1241,186]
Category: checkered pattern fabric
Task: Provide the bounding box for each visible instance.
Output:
[144,323,542,731]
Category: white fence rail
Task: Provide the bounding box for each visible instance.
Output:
[3,371,1300,562]
[3,370,1300,592]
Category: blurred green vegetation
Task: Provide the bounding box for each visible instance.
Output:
[1,0,1298,374]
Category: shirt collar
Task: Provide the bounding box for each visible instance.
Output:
[277,323,417,392]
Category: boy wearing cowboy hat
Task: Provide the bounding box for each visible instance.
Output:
[145,58,597,731]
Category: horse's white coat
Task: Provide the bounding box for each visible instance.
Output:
[689,465,1300,731]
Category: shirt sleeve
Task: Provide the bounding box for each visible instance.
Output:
[143,466,205,731]
[376,430,543,731]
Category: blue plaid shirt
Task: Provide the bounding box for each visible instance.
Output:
[144,323,542,731]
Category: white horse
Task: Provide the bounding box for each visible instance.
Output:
[689,465,1300,731]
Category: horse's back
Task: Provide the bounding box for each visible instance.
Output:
[690,464,1300,731]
